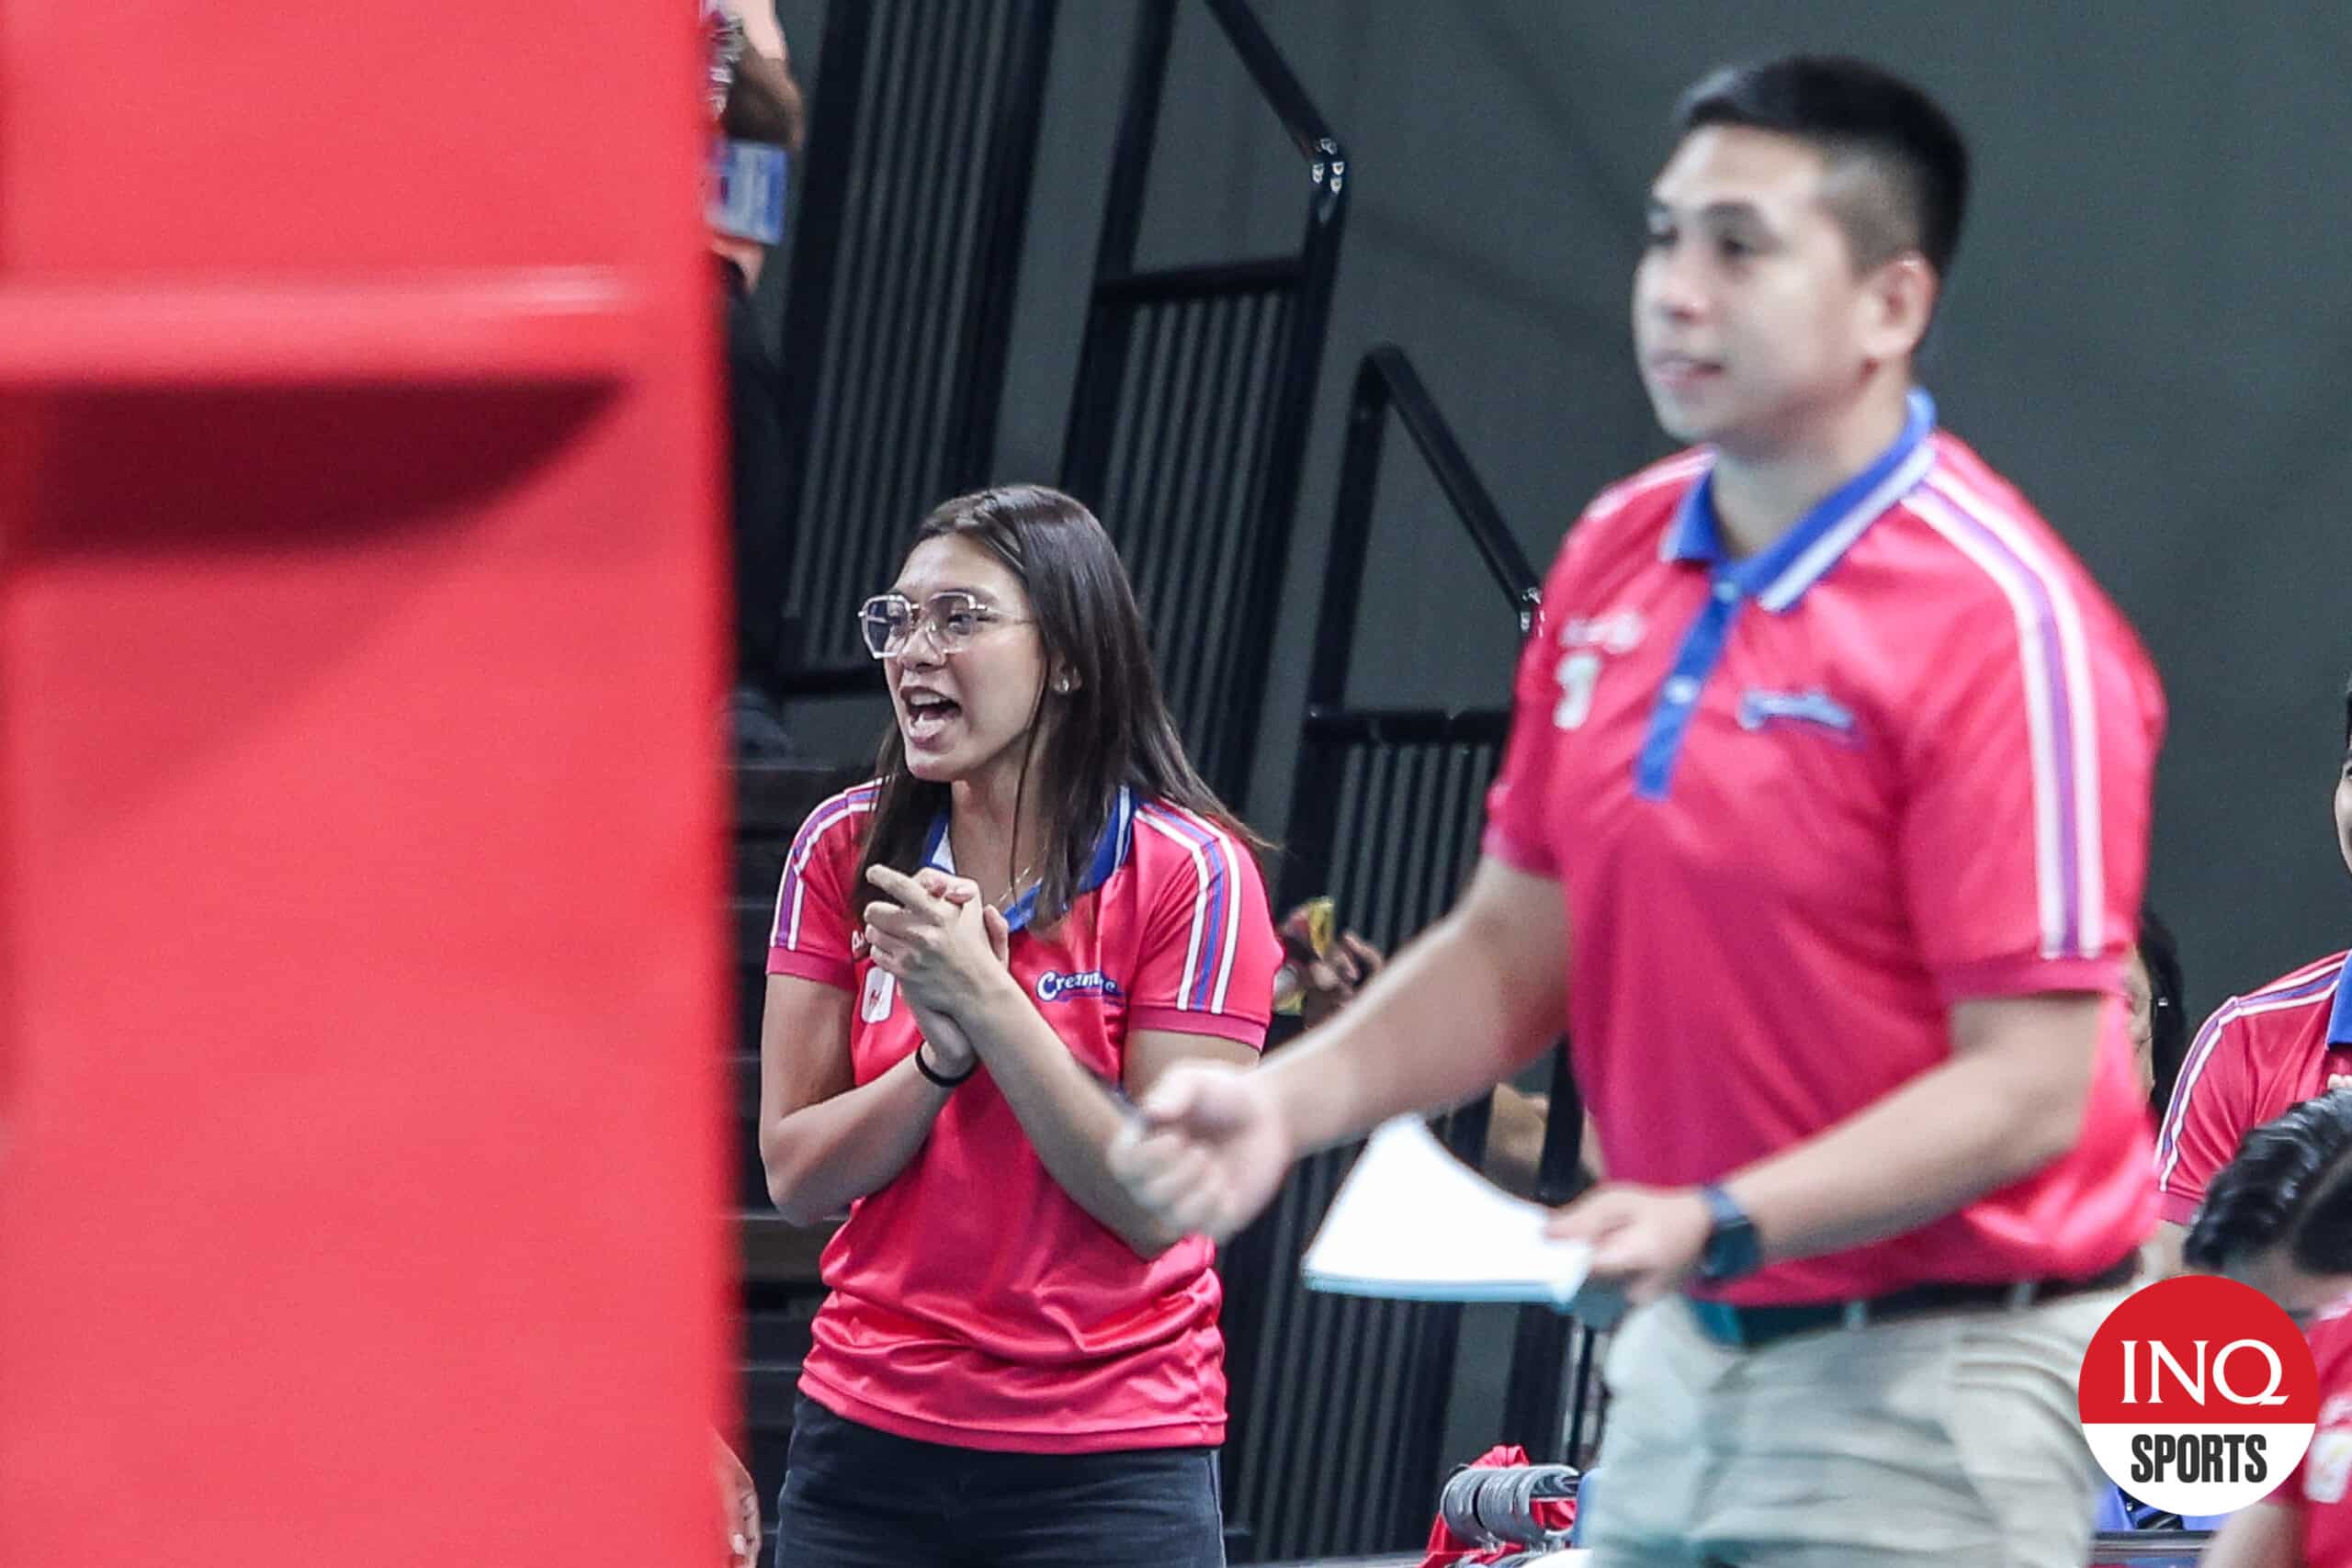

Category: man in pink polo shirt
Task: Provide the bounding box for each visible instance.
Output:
[1114,55,2164,1567]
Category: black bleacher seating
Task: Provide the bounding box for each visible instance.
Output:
[729,761,865,1528]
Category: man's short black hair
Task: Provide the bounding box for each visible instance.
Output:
[1675,56,1971,282]
[2185,1088,2352,1275]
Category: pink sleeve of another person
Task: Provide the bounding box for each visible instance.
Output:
[2278,1309,2352,1543]
[2152,1001,2259,1225]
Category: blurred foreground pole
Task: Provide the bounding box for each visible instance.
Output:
[0,5,729,1564]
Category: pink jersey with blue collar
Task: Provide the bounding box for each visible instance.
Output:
[2155,952,2352,1225]
[2288,1303,2352,1568]
[767,784,1280,1450]
[1485,393,2166,1304]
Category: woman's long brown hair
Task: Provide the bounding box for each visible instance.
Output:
[854,485,1265,928]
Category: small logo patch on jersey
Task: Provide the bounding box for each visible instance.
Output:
[2312,1428,2352,1506]
[860,968,897,1022]
[1738,687,1859,744]
[1559,608,1646,655]
[1036,969,1122,1004]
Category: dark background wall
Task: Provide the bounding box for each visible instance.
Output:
[770,0,2352,1056]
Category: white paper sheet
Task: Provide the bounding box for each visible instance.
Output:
[1301,1115,1595,1309]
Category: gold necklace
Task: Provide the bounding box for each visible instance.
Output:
[994,864,1037,911]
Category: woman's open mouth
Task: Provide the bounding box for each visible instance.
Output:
[902,691,962,745]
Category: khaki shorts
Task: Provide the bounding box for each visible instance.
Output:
[1585,1288,2127,1568]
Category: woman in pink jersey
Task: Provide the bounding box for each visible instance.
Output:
[2188,1089,2352,1568]
[759,485,1280,1567]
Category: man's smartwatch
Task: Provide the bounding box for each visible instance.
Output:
[1695,1183,1762,1282]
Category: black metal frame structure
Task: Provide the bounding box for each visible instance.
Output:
[768,0,1059,694]
[1216,346,1598,1561]
[1058,0,1348,801]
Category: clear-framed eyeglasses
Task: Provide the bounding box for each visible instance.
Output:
[858,590,1033,660]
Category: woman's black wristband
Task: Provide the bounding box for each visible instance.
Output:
[914,1041,978,1089]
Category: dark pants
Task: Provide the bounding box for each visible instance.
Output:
[774,1395,1224,1568]
[719,256,791,694]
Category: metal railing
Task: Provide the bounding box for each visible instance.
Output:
[768,0,1059,693]
[1216,346,1597,1561]
[1058,0,1348,801]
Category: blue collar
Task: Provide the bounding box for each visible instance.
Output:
[1659,389,1939,611]
[922,786,1134,932]
[2330,961,2352,1047]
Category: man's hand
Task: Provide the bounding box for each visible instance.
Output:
[1110,1062,1295,1244]
[1273,902,1386,1027]
[1300,936,1385,1028]
[1546,1182,1713,1304]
